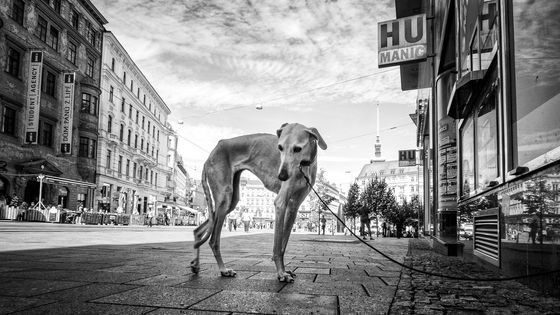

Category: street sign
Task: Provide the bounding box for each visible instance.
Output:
[378,14,427,68]
[398,150,417,167]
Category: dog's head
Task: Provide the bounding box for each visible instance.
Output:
[276,123,327,181]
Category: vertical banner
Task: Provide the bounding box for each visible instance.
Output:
[25,51,44,144]
[61,73,75,154]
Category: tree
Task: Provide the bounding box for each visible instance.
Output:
[343,183,361,233]
[359,177,395,236]
[383,197,415,238]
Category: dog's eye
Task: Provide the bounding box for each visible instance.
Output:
[278,145,283,151]
[293,146,302,153]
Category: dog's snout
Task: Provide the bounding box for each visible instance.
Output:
[278,168,289,181]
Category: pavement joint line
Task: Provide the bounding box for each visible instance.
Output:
[360,283,371,297]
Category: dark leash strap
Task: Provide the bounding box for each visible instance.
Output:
[298,166,560,282]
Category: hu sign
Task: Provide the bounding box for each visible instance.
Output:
[378,14,427,68]
[398,150,417,167]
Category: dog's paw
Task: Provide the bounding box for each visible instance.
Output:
[220,269,237,277]
[190,260,200,274]
[277,272,295,283]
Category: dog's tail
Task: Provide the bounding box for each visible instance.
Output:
[193,167,215,249]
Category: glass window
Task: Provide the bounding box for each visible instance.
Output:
[126,159,130,176]
[107,115,112,133]
[109,86,114,102]
[106,150,111,169]
[43,70,56,97]
[48,26,59,50]
[79,137,89,157]
[132,162,137,178]
[36,16,47,42]
[119,124,124,141]
[39,120,53,147]
[476,91,498,187]
[53,0,61,13]
[118,155,123,173]
[111,58,115,71]
[127,129,131,146]
[510,0,560,168]
[1,106,17,136]
[129,104,133,117]
[86,56,94,78]
[81,93,97,115]
[121,97,125,112]
[5,47,21,77]
[71,9,79,29]
[11,0,25,25]
[67,41,77,64]
[461,117,475,197]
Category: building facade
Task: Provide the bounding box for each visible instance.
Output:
[392,0,560,296]
[0,0,106,210]
[96,31,173,214]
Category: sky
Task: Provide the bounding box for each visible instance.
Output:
[94,0,419,190]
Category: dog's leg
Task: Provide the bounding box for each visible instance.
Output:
[209,194,237,277]
[278,192,307,281]
[272,187,296,282]
[190,219,209,273]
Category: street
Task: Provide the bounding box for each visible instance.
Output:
[1,221,560,314]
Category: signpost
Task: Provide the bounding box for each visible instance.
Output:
[398,149,417,167]
[378,14,427,68]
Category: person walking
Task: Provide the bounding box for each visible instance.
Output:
[147,207,154,227]
[320,215,326,235]
[360,209,373,240]
[241,209,251,233]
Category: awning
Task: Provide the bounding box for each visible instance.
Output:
[43,175,97,188]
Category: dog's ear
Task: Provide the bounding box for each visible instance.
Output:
[305,127,327,150]
[276,123,289,138]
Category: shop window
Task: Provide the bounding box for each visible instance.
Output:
[1,105,17,136]
[460,117,475,198]
[11,0,25,25]
[476,91,498,187]
[509,0,560,169]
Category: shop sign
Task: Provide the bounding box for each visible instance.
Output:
[61,73,75,154]
[25,51,43,144]
[398,149,417,167]
[378,14,427,67]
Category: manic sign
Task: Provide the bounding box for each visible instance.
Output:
[378,14,427,68]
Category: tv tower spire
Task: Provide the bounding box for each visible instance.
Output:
[373,102,385,162]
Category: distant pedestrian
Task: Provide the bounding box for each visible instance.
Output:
[382,222,387,237]
[147,207,154,227]
[241,209,251,232]
[360,210,373,240]
[320,215,326,235]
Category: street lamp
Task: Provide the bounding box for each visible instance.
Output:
[35,165,45,211]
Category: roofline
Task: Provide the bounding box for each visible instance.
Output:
[103,31,172,114]
[80,0,108,24]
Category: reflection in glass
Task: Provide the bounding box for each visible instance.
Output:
[461,117,475,197]
[476,91,498,188]
[512,0,560,166]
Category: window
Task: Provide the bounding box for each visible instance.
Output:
[476,91,498,188]
[118,155,123,173]
[36,16,47,42]
[71,9,79,29]
[132,162,137,178]
[119,124,124,141]
[127,129,131,146]
[143,95,146,104]
[123,71,127,84]
[141,138,144,150]
[142,116,145,129]
[109,86,114,102]
[155,173,158,187]
[79,137,96,158]
[43,70,56,97]
[106,150,112,169]
[5,47,21,78]
[111,58,115,71]
[151,145,154,157]
[150,170,153,184]
[81,93,98,115]
[135,111,139,123]
[39,120,53,147]
[145,168,148,180]
[152,126,155,137]
[137,87,140,98]
[130,80,134,92]
[107,115,112,133]
[53,0,61,13]
[147,121,150,134]
[460,117,475,198]
[67,41,77,64]
[11,0,25,25]
[156,149,159,162]
[128,104,132,118]
[139,166,143,180]
[85,56,94,78]
[1,106,17,136]
[157,130,159,141]
[126,159,130,176]
[146,142,150,154]
[121,97,125,112]
[85,21,96,46]
[510,0,560,168]
[134,134,138,148]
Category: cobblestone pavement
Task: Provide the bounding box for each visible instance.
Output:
[391,239,560,315]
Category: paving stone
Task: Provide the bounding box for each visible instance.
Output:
[0,278,86,297]
[127,274,191,286]
[176,276,286,293]
[149,308,231,314]
[34,283,139,302]
[0,296,55,315]
[190,290,337,314]
[61,270,158,284]
[279,279,368,296]
[246,271,316,281]
[92,286,219,308]
[293,267,330,274]
[339,295,392,314]
[10,301,156,315]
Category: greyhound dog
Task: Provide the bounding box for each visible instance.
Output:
[190,123,327,282]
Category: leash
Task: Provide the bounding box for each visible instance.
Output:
[298,166,560,282]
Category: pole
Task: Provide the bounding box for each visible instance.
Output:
[34,173,45,210]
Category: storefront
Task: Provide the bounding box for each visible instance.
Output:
[392,0,560,296]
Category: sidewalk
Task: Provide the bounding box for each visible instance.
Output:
[0,232,559,314]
